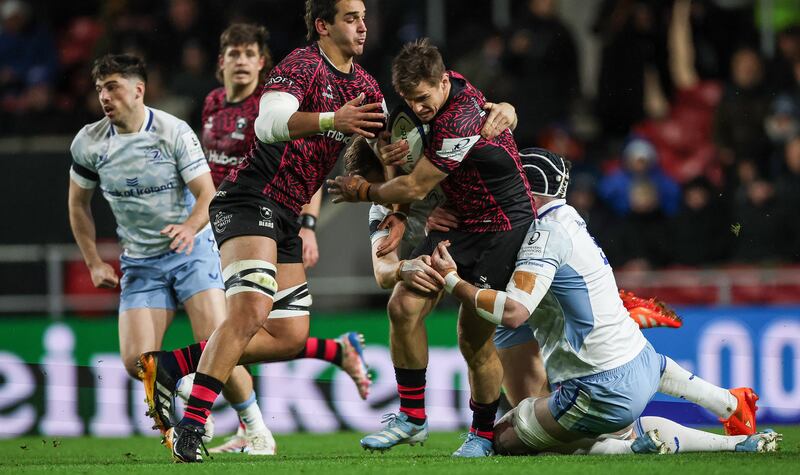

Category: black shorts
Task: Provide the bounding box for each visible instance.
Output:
[410,224,531,290]
[209,184,303,264]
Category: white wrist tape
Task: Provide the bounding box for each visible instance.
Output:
[255,91,299,143]
[475,288,506,325]
[318,112,335,132]
[444,271,461,293]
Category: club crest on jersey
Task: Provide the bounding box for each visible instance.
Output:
[232,117,247,140]
[204,116,214,129]
[322,84,334,100]
[213,211,232,234]
[259,206,274,228]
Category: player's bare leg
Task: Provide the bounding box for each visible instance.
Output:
[452,304,503,457]
[360,283,438,452]
[183,288,275,455]
[119,308,173,379]
[497,340,548,407]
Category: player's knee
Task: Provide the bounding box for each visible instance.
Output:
[121,354,142,379]
[387,289,425,327]
[227,294,271,334]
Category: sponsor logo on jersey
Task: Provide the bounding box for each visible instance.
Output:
[104,180,178,198]
[213,210,232,234]
[436,135,480,162]
[520,230,550,259]
[207,150,244,166]
[259,206,274,228]
[322,129,353,144]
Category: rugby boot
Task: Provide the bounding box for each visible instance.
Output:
[721,387,758,436]
[360,412,428,452]
[735,429,781,453]
[339,332,371,400]
[631,429,671,454]
[452,432,495,458]
[137,351,178,435]
[165,423,209,463]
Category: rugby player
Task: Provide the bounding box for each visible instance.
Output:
[328,38,535,457]
[428,148,778,455]
[198,22,373,454]
[67,53,263,447]
[137,0,386,462]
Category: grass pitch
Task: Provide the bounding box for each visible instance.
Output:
[2,427,798,475]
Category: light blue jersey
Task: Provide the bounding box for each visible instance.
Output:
[516,199,647,384]
[69,107,210,257]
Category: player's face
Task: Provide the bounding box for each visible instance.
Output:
[220,43,265,89]
[95,74,143,126]
[326,0,367,57]
[401,74,449,123]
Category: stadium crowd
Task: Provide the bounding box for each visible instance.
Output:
[2,0,800,268]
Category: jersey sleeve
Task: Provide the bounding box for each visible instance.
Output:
[423,100,483,174]
[261,50,318,104]
[515,220,572,281]
[368,203,391,246]
[69,129,98,189]
[173,121,210,184]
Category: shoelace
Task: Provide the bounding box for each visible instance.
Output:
[379,413,400,428]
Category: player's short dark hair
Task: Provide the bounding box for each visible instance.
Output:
[91,54,147,83]
[305,0,341,41]
[391,38,446,96]
[344,136,382,181]
[217,23,273,83]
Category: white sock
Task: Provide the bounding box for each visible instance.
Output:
[582,438,635,455]
[659,357,737,419]
[638,416,746,453]
[231,392,267,434]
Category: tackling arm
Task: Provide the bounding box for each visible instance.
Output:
[431,241,552,328]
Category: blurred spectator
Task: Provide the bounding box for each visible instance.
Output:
[169,40,217,128]
[731,178,783,263]
[454,30,512,100]
[593,0,668,138]
[598,137,681,217]
[616,178,671,269]
[567,173,624,264]
[144,65,191,121]
[0,0,58,113]
[669,177,731,266]
[504,0,580,145]
[713,47,772,181]
[632,0,723,185]
[768,25,800,92]
[153,0,218,81]
[765,94,800,176]
[774,136,800,261]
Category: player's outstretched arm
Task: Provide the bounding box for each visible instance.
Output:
[161,173,215,255]
[430,241,547,328]
[256,92,385,143]
[327,155,447,204]
[67,179,119,289]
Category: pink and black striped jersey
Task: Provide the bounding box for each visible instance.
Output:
[424,71,535,232]
[225,44,385,215]
[200,87,259,188]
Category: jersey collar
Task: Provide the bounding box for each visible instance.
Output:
[108,108,154,136]
[536,198,566,218]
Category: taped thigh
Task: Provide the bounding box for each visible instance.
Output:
[268,282,312,318]
[222,260,278,300]
[513,397,562,451]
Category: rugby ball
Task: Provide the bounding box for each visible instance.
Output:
[388,102,429,174]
